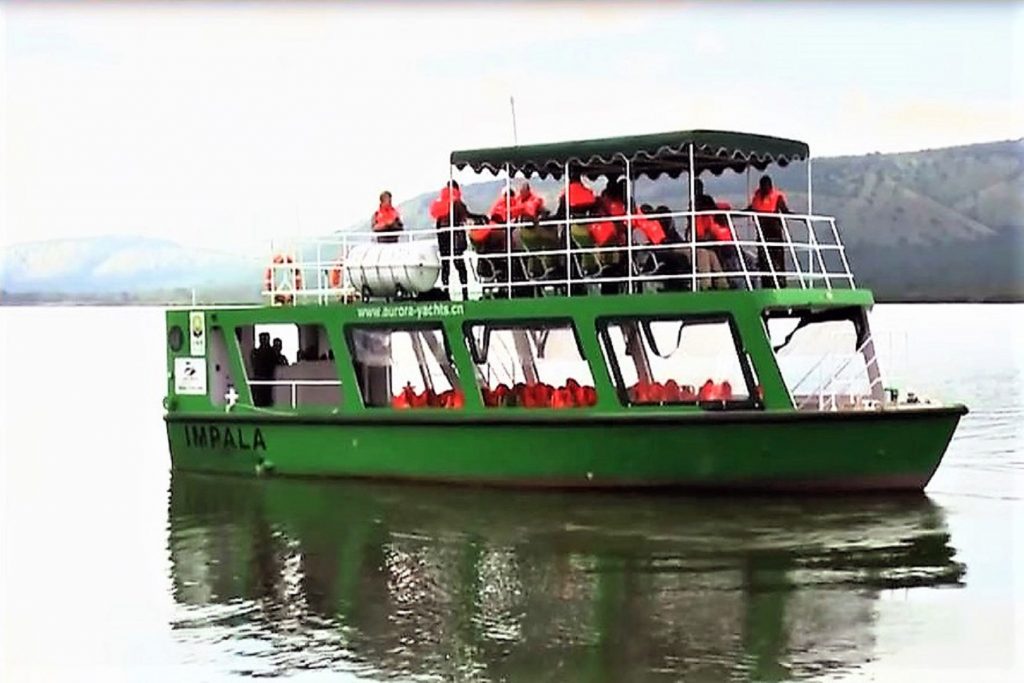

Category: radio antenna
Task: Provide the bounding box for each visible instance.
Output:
[510,95,519,146]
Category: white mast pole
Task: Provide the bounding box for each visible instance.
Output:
[510,96,519,146]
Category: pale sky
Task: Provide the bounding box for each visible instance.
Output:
[1,0,1022,253]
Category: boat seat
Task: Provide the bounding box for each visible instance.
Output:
[570,224,620,280]
[517,223,564,281]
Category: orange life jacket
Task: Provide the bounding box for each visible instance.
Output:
[697,202,734,242]
[518,190,545,219]
[589,221,619,246]
[469,222,497,244]
[602,197,626,217]
[489,192,522,223]
[750,188,787,213]
[634,207,667,245]
[429,186,463,220]
[372,204,400,230]
[560,181,596,209]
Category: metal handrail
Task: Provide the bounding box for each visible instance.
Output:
[259,209,855,304]
[247,378,342,409]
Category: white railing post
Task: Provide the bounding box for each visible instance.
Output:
[778,216,806,289]
[625,157,634,294]
[564,161,572,296]
[726,213,753,290]
[806,218,830,289]
[504,163,512,299]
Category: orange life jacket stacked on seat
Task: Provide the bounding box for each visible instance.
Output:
[518,188,545,219]
[634,206,667,245]
[750,188,786,213]
[429,186,462,220]
[372,204,400,231]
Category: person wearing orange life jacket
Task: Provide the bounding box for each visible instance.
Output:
[555,168,596,219]
[689,179,742,289]
[429,180,484,301]
[745,174,791,288]
[517,182,546,220]
[371,191,403,244]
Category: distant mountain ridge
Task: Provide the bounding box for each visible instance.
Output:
[2,139,1021,304]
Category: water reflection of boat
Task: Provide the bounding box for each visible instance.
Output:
[168,473,965,681]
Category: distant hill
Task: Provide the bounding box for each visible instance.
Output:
[349,139,1023,302]
[2,139,1021,304]
[0,236,262,304]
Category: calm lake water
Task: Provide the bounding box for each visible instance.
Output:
[1,304,1021,681]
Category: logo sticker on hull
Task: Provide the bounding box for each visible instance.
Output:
[189,311,206,356]
[174,357,207,395]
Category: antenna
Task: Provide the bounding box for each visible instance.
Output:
[509,95,519,146]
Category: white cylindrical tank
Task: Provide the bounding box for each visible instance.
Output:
[346,241,441,297]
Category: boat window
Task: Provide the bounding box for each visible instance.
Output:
[464,321,598,408]
[598,316,755,408]
[763,308,879,410]
[346,324,463,409]
[235,324,341,409]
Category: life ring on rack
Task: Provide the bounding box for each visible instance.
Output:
[264,254,302,304]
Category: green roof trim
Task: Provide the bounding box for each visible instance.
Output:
[450,129,810,178]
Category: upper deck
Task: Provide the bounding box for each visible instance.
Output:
[262,129,856,306]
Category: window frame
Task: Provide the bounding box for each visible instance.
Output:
[596,313,761,410]
[343,321,463,409]
[461,318,595,406]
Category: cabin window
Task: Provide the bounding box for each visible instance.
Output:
[464,321,598,408]
[763,308,880,410]
[235,324,341,409]
[345,324,463,409]
[598,316,755,408]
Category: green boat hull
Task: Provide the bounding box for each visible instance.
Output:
[166,405,965,492]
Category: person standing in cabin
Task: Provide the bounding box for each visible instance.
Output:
[250,332,277,406]
[745,175,791,288]
[371,191,403,243]
[272,338,289,366]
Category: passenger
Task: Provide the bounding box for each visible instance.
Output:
[272,337,289,366]
[429,180,483,301]
[555,168,596,218]
[746,175,791,288]
[371,191,403,244]
[517,182,546,220]
[489,187,523,224]
[250,332,277,406]
[690,179,741,289]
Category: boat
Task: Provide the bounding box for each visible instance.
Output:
[163,129,968,491]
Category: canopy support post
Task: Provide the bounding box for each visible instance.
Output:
[688,143,696,292]
[564,161,572,297]
[807,158,813,215]
[448,163,455,301]
[625,157,634,295]
[504,163,512,300]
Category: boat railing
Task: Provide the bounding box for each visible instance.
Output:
[793,335,884,412]
[246,379,343,409]
[261,208,855,304]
